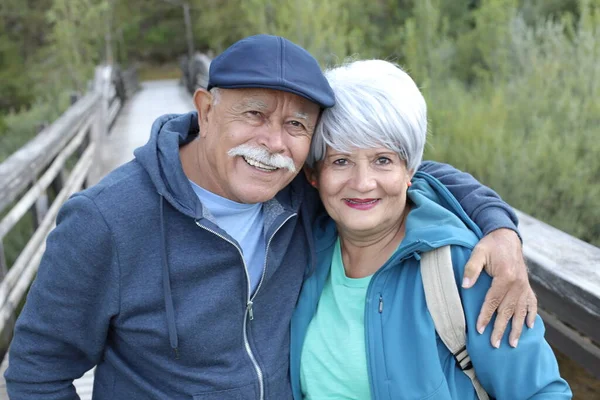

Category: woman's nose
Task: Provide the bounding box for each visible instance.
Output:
[351,164,377,192]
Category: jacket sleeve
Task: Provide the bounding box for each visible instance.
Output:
[450,246,572,399]
[418,161,519,236]
[4,194,120,400]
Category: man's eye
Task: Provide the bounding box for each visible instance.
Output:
[289,120,305,129]
[245,111,262,117]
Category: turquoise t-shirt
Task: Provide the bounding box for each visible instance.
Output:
[189,180,266,294]
[300,238,372,399]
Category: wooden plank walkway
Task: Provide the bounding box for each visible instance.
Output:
[0,79,193,399]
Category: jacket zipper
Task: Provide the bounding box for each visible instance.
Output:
[364,240,422,400]
[196,213,296,400]
[194,220,264,400]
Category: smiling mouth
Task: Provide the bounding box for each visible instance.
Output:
[345,198,379,205]
[242,156,278,172]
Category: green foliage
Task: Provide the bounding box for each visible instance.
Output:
[0,92,71,163]
[194,0,352,65]
[0,0,53,112]
[44,0,107,92]
[422,0,600,245]
[0,0,598,255]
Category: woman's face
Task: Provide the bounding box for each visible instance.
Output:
[311,146,413,237]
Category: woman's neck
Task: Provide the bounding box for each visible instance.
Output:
[339,207,410,278]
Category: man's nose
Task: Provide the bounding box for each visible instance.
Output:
[257,124,286,153]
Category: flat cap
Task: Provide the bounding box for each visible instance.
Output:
[208,34,335,108]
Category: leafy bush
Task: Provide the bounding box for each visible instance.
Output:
[407,0,600,245]
[0,93,71,163]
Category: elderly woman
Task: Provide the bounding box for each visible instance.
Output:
[290,60,571,399]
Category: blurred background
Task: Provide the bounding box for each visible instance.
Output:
[0,0,598,397]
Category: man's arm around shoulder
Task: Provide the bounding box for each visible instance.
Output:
[418,160,518,235]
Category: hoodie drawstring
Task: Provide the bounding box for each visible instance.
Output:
[160,195,180,359]
[301,207,316,278]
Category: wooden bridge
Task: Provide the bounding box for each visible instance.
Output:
[0,57,598,398]
[0,66,194,399]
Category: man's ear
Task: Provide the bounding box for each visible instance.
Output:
[193,89,213,138]
[303,165,318,188]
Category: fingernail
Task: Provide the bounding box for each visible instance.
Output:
[511,339,518,348]
[494,339,501,348]
[477,324,484,334]
[530,321,535,329]
[462,277,471,288]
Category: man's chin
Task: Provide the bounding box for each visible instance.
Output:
[233,186,281,204]
[233,176,295,203]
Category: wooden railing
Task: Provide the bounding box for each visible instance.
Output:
[0,65,139,357]
[517,210,600,379]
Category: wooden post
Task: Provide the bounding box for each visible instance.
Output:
[31,124,50,229]
[32,192,49,230]
[183,2,195,60]
[105,0,115,64]
[0,240,7,279]
[0,305,15,360]
[50,170,66,199]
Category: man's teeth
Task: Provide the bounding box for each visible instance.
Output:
[243,156,278,171]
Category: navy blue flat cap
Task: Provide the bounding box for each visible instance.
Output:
[208,34,335,108]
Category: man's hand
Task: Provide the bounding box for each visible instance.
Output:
[462,228,537,348]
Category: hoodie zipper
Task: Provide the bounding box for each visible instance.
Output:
[195,213,296,400]
[194,220,264,400]
[249,213,297,311]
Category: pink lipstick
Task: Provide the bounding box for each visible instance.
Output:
[344,198,380,210]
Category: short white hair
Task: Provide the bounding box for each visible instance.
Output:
[307,60,427,172]
[209,87,221,105]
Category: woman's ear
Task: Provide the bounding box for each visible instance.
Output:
[303,165,319,189]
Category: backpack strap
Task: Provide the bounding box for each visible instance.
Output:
[420,245,489,400]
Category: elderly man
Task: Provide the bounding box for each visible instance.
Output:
[6,35,534,399]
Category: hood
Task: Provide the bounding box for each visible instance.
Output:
[134,111,203,219]
[313,171,482,257]
[134,112,204,360]
[402,171,482,249]
[132,112,312,359]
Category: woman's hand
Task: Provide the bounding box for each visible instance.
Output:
[462,228,537,348]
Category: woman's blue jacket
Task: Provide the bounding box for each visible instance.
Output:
[290,172,572,400]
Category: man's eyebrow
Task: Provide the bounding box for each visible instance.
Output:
[232,98,269,112]
[294,112,317,131]
[294,112,309,121]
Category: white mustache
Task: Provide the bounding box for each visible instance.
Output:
[228,144,297,173]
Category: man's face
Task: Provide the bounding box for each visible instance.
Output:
[196,88,320,204]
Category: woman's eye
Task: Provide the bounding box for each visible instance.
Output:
[333,158,348,165]
[376,157,391,165]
